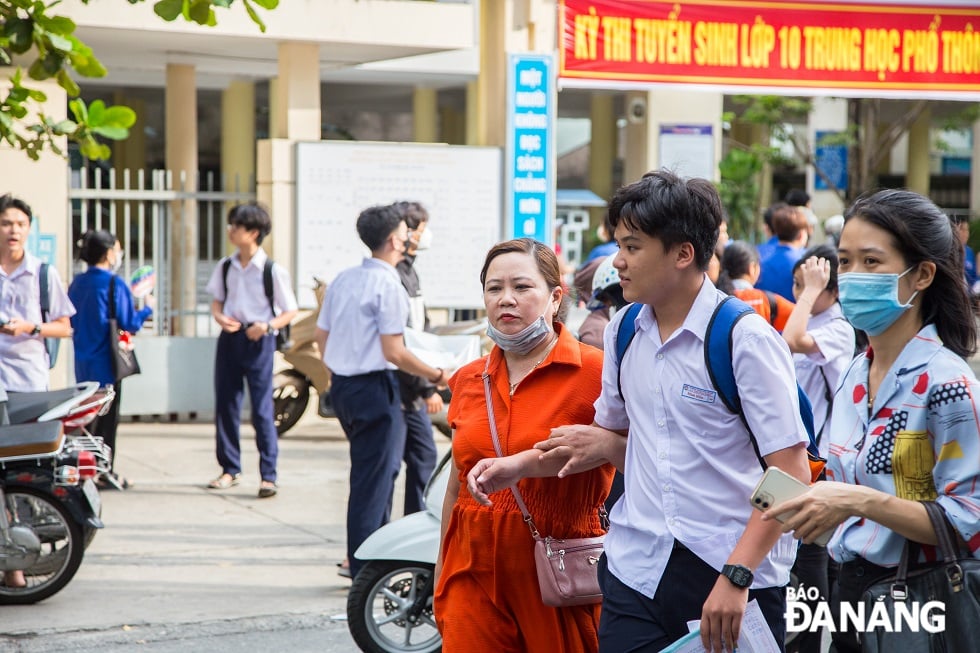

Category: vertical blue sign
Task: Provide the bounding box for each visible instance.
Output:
[814,130,848,192]
[506,53,555,245]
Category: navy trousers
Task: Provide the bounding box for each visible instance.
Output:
[597,548,787,653]
[331,371,406,577]
[402,404,437,515]
[214,331,278,482]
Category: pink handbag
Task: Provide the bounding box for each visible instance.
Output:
[482,364,604,608]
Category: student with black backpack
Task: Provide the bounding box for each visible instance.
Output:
[529,170,812,652]
[205,202,297,498]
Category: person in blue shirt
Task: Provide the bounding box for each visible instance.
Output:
[953,214,977,289]
[756,202,808,300]
[68,230,154,490]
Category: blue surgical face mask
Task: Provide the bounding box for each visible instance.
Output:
[838,267,918,336]
[486,315,552,355]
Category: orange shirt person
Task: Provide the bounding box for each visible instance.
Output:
[434,238,612,652]
[720,240,795,331]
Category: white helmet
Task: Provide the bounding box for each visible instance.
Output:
[589,256,621,309]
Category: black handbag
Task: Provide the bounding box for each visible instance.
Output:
[860,501,980,652]
[109,276,141,382]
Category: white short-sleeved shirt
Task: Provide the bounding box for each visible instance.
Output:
[0,253,76,392]
[205,249,297,325]
[827,324,980,566]
[792,302,856,458]
[594,278,808,598]
[317,258,409,376]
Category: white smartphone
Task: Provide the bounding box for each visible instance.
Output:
[749,466,832,547]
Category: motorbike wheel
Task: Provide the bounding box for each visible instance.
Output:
[273,371,310,436]
[0,486,85,605]
[348,560,441,653]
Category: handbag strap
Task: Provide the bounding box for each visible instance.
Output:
[482,356,541,540]
[108,275,117,321]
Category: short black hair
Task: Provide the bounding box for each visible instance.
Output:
[0,193,33,223]
[606,169,722,270]
[391,201,429,230]
[784,189,811,207]
[78,229,117,265]
[357,204,404,252]
[227,202,272,245]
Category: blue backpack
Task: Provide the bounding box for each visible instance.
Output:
[615,296,825,481]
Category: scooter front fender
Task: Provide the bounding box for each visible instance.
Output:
[355,511,440,565]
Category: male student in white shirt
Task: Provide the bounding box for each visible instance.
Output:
[534,170,811,653]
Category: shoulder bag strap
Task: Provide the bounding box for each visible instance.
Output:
[39,262,50,322]
[482,357,540,540]
[108,275,117,320]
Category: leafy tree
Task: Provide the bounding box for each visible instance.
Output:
[717,146,763,242]
[1,0,278,160]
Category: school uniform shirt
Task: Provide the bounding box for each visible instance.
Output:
[205,249,297,325]
[317,257,410,376]
[69,267,153,386]
[594,278,809,599]
[793,302,855,459]
[825,324,980,566]
[0,253,75,392]
[595,277,808,598]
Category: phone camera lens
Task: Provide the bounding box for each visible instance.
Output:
[762,502,769,508]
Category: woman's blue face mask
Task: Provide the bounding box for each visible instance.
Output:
[837,267,918,336]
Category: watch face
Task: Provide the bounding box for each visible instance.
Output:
[724,564,753,587]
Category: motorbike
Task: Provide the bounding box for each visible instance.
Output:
[0,408,105,604]
[347,449,451,653]
[274,278,333,435]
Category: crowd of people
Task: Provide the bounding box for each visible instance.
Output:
[3,171,980,653]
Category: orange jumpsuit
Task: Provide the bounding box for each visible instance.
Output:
[435,326,612,652]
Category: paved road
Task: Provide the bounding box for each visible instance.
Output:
[0,410,447,652]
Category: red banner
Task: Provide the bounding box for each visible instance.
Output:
[559,1,980,98]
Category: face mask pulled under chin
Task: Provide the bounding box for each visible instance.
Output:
[486,315,552,355]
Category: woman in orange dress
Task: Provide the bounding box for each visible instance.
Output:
[434,238,612,652]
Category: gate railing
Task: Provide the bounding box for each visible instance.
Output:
[69,166,255,337]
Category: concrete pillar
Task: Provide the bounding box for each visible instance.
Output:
[270,42,321,141]
[259,42,321,287]
[413,87,439,143]
[588,94,617,230]
[475,0,507,146]
[808,97,848,219]
[165,63,198,336]
[221,80,255,194]
[622,90,723,184]
[0,73,71,385]
[440,105,465,145]
[112,93,146,175]
[906,106,931,196]
[465,80,479,146]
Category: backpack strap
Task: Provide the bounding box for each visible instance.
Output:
[39,262,50,323]
[263,258,277,318]
[704,295,755,414]
[763,290,778,326]
[614,302,644,397]
[221,258,232,300]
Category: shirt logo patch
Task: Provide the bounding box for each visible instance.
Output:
[681,384,716,404]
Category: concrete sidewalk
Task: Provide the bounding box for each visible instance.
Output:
[0,411,434,648]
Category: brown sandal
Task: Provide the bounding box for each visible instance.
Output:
[207,473,241,490]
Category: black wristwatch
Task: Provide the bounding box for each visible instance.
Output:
[721,564,754,589]
[30,323,41,336]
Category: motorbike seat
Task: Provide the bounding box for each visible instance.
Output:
[0,421,64,459]
[5,385,90,424]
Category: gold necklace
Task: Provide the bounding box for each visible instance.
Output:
[508,335,559,395]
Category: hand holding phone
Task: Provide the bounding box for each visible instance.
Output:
[749,466,833,547]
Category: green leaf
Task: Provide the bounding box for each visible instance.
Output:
[56,68,80,96]
[26,88,47,102]
[5,18,34,54]
[102,105,137,129]
[92,125,129,140]
[47,32,74,53]
[28,58,53,81]
[35,15,77,35]
[212,0,232,7]
[188,0,211,24]
[249,0,279,9]
[242,0,266,32]
[153,0,184,21]
[69,98,88,124]
[53,119,77,135]
[87,99,106,125]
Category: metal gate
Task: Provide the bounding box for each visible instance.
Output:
[69,166,255,338]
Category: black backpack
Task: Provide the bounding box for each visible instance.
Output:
[221,258,292,352]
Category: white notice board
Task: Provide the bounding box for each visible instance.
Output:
[295,142,503,309]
